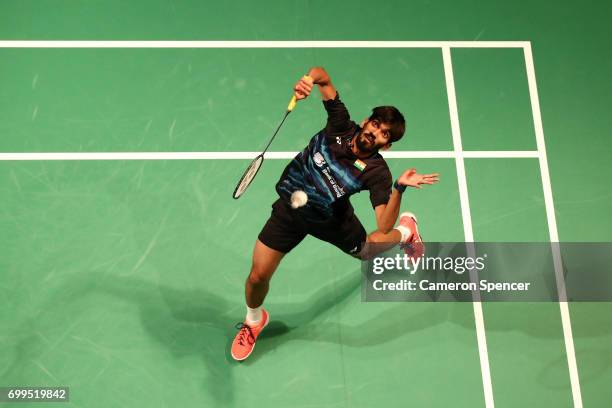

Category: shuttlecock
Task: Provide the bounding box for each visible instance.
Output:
[290,190,308,209]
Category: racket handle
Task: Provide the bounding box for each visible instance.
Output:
[287,74,314,112]
[287,95,298,112]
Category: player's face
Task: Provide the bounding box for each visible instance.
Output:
[356,119,392,153]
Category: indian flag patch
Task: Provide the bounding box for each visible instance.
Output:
[353,159,367,172]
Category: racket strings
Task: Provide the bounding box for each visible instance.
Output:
[233,100,295,199]
[234,155,263,198]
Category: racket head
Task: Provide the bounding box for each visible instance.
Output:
[233,154,265,199]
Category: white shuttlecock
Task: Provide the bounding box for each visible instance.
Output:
[290,190,308,209]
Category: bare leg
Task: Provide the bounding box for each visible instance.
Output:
[357,229,402,260]
[245,239,285,308]
[367,229,401,244]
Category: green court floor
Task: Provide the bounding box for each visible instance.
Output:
[1,2,611,408]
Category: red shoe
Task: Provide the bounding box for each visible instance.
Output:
[398,212,425,260]
[231,309,269,361]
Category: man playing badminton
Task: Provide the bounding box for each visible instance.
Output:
[231,67,439,361]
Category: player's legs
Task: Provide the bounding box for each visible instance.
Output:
[244,198,305,314]
[367,229,401,243]
[245,239,285,308]
[232,199,305,361]
[365,212,424,260]
[232,240,287,362]
[361,229,402,259]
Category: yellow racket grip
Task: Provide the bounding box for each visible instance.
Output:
[287,74,314,112]
[287,95,298,112]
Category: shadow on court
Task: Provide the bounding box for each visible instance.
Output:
[1,264,443,405]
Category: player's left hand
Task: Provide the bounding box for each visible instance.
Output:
[398,168,439,189]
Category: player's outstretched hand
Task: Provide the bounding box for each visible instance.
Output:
[293,75,314,100]
[398,168,440,189]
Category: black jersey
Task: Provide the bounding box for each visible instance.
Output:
[275,92,393,221]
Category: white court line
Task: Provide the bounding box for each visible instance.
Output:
[524,44,583,408]
[0,151,538,161]
[0,40,529,49]
[443,46,495,408]
[461,151,539,158]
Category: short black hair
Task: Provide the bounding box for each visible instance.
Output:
[368,106,405,143]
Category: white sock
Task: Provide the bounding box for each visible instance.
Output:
[395,225,412,242]
[246,305,262,324]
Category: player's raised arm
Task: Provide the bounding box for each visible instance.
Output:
[293,67,337,101]
[309,67,337,101]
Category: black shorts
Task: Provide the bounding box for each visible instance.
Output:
[258,198,367,255]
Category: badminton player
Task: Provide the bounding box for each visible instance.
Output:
[231,67,439,360]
